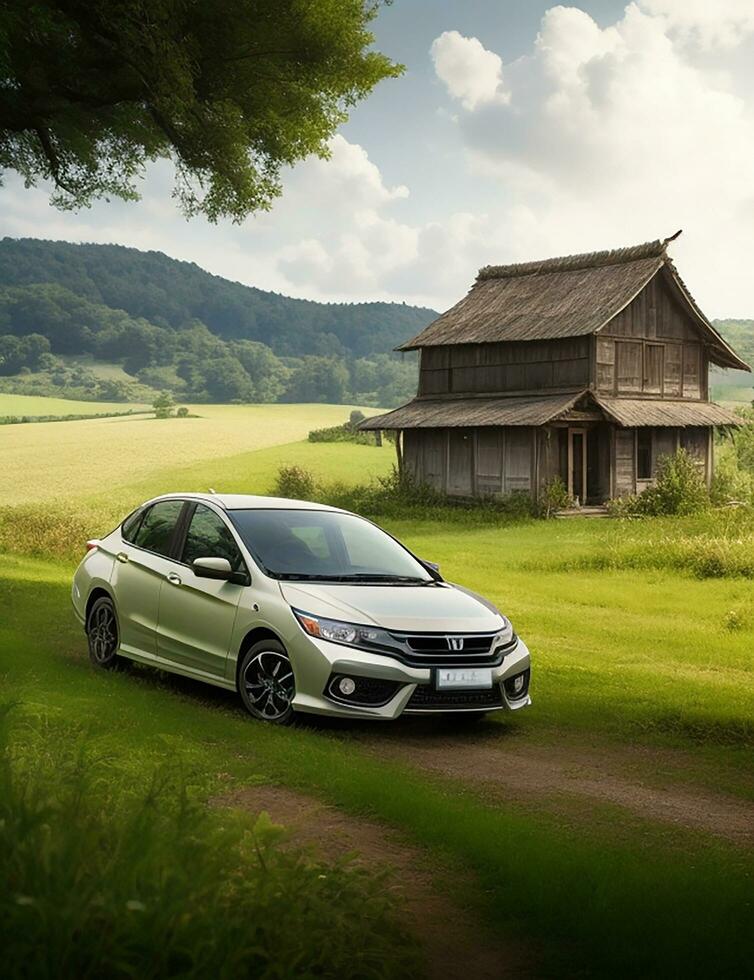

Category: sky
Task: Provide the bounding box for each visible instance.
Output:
[2,0,754,317]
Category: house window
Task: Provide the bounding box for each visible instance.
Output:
[637,429,652,480]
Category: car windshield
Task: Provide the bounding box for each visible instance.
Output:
[227,508,434,583]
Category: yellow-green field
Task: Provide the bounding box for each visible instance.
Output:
[0,391,152,416]
[0,400,384,505]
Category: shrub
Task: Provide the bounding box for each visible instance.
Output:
[152,391,175,419]
[176,406,189,418]
[538,477,573,518]
[308,423,374,444]
[270,464,536,525]
[273,464,319,500]
[710,442,754,505]
[609,448,710,517]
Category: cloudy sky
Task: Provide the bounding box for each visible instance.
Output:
[3,0,754,316]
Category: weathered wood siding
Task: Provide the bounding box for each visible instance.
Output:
[419,337,591,397]
[403,427,534,497]
[595,271,709,400]
[611,424,711,496]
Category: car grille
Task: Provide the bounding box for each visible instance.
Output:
[387,631,514,668]
[406,685,503,712]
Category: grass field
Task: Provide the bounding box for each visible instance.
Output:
[0,400,385,505]
[1,403,753,977]
[0,391,152,416]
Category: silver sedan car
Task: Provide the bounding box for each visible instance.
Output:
[72,493,532,724]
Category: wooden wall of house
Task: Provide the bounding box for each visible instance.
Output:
[402,427,534,497]
[418,337,591,397]
[611,425,712,496]
[595,271,709,400]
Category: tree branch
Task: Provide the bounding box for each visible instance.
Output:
[34,125,76,194]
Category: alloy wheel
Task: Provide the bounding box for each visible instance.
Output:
[243,650,295,721]
[88,602,118,663]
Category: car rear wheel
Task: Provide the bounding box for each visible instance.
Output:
[239,640,296,725]
[86,596,120,669]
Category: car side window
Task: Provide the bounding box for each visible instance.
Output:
[121,507,145,544]
[133,500,184,557]
[183,504,244,571]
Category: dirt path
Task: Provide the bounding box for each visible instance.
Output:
[216,783,532,980]
[356,727,754,846]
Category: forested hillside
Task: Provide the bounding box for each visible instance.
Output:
[0,238,433,406]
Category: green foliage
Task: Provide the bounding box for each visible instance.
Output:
[283,356,350,404]
[0,241,431,405]
[609,448,710,517]
[176,406,189,418]
[0,1,401,221]
[272,463,537,524]
[538,476,573,518]
[308,411,375,444]
[273,465,320,501]
[0,409,139,426]
[710,442,754,505]
[152,392,175,419]
[0,712,415,980]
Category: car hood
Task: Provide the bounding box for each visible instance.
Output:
[279,581,503,634]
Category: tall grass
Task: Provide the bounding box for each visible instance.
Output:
[529,509,754,578]
[0,708,416,980]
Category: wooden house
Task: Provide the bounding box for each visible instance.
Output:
[360,237,750,503]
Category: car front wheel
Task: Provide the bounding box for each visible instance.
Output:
[86,595,120,669]
[239,640,296,725]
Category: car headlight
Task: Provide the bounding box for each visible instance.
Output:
[497,616,514,641]
[293,609,386,648]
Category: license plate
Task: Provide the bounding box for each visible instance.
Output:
[436,667,493,690]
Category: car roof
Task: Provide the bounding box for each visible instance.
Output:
[144,492,346,513]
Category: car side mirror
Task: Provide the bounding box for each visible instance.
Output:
[192,557,234,581]
[420,558,442,579]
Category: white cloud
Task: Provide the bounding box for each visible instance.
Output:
[431,30,510,110]
[639,0,754,49]
[430,3,754,316]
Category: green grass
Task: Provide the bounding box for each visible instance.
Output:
[2,409,754,976]
[1,557,752,978]
[1,709,415,980]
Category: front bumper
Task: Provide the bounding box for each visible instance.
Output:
[288,631,532,720]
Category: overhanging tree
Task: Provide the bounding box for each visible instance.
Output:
[0,0,400,220]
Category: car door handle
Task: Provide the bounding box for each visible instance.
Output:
[116,552,129,563]
[166,573,182,586]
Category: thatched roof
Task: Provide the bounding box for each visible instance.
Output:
[594,396,742,428]
[398,236,749,372]
[358,393,581,430]
[359,390,744,431]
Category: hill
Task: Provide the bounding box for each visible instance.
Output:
[0,238,435,407]
[0,238,435,359]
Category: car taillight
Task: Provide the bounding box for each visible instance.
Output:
[86,540,100,553]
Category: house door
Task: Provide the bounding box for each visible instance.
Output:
[568,428,587,504]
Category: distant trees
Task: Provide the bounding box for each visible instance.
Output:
[0,333,51,374]
[283,357,350,404]
[0,241,427,406]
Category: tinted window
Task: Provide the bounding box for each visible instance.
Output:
[134,500,184,557]
[121,507,145,544]
[228,509,432,583]
[183,504,244,571]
